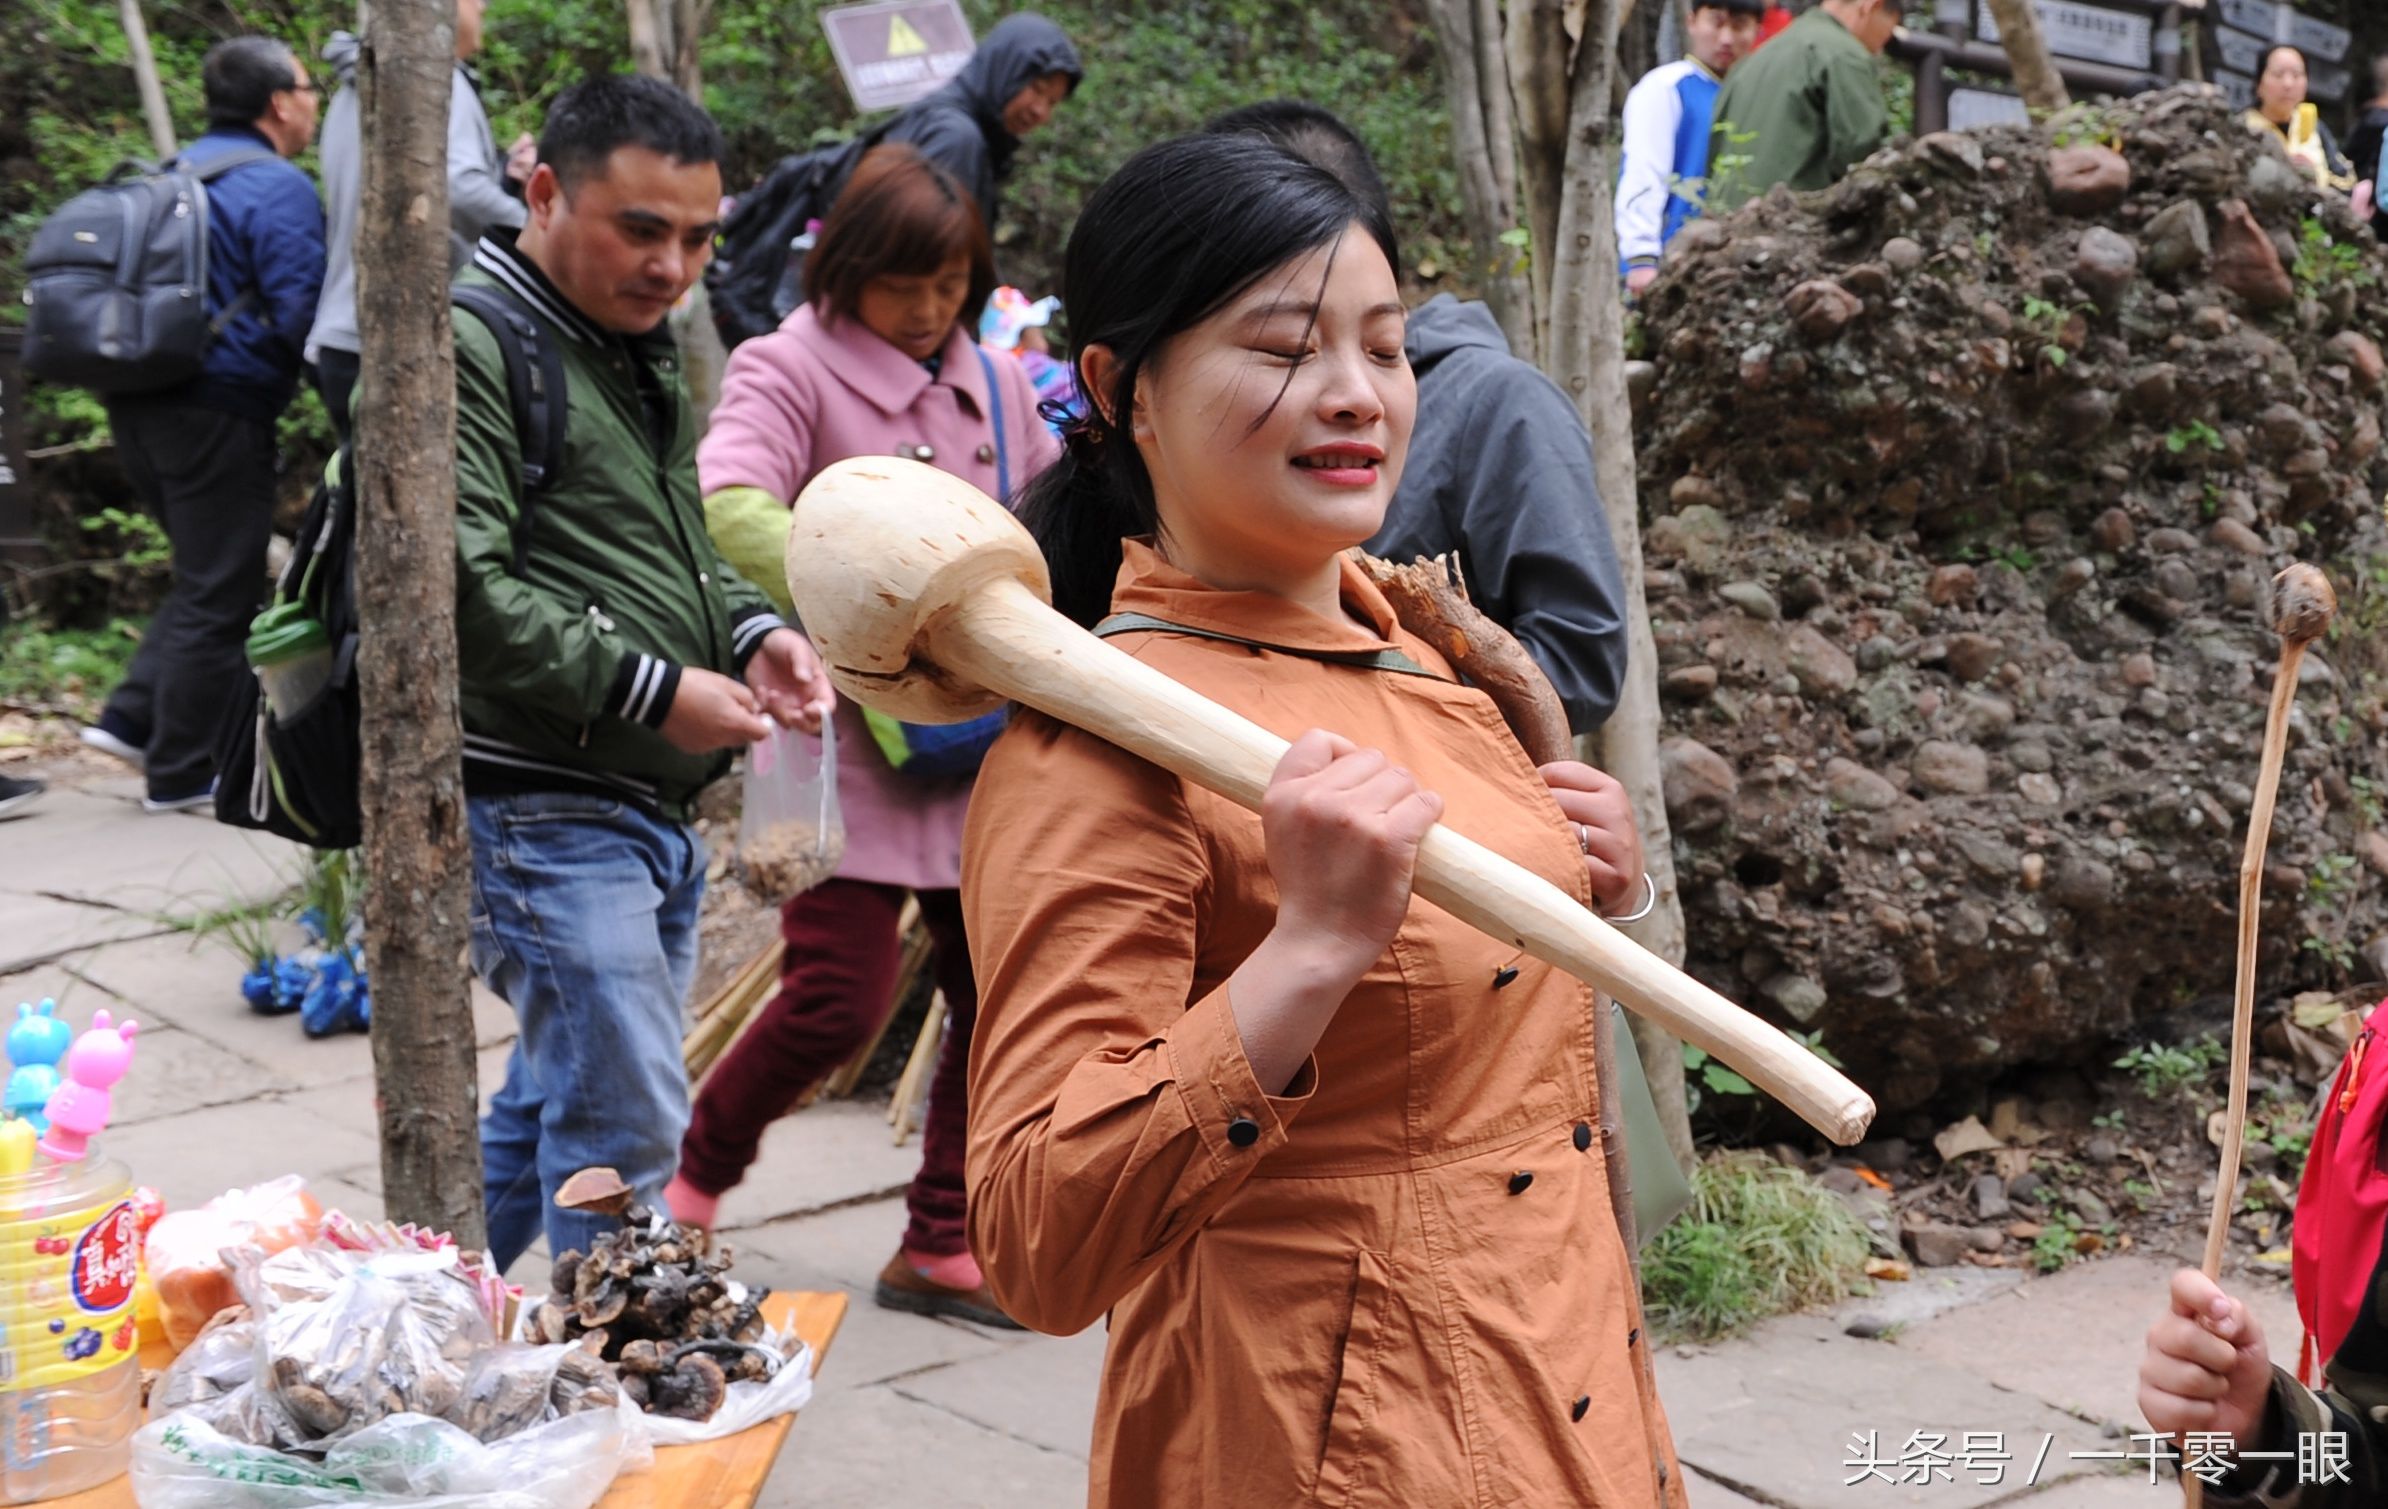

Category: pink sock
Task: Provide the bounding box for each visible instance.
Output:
[904,1247,984,1291]
[664,1175,720,1232]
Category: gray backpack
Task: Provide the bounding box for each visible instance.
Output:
[21,149,279,394]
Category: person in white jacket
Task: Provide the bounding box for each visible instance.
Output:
[1617,0,1763,294]
[305,0,534,439]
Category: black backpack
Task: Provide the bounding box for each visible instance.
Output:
[213,284,568,849]
[21,149,281,394]
[706,122,894,350]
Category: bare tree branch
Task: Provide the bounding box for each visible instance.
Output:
[1985,0,2072,113]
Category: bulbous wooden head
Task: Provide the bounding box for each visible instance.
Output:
[785,456,1054,723]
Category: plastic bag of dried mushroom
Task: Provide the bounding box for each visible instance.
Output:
[521,1167,815,1444]
[131,1240,640,1508]
[734,718,844,901]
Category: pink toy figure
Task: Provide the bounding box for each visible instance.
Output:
[37,1010,140,1163]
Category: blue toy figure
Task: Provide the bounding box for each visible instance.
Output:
[6,999,73,1135]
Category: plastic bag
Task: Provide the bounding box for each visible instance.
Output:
[630,1334,815,1446]
[735,718,843,900]
[234,1245,495,1450]
[146,1175,326,1349]
[129,1395,638,1509]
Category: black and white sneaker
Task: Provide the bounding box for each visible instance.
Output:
[79,721,147,771]
[141,781,215,815]
[0,776,46,819]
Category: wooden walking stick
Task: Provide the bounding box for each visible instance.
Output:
[2184,563,2335,1508]
[786,457,1877,1146]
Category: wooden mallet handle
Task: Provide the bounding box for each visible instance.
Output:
[788,459,1877,1146]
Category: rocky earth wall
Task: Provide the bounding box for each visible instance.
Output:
[1632,88,2388,1115]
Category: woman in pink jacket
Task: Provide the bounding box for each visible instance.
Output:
[668,145,1058,1326]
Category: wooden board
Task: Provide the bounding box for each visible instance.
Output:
[53,1289,847,1509]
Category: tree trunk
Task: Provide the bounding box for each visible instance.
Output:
[1420,0,1538,355]
[1509,0,1698,1173]
[1504,0,1571,350]
[355,0,485,1246]
[1984,0,2072,113]
[671,0,708,99]
[627,0,719,425]
[624,0,675,90]
[119,0,175,160]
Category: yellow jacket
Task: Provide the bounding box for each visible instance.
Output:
[2247,104,2357,193]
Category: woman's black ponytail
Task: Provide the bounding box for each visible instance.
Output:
[1016,133,1398,627]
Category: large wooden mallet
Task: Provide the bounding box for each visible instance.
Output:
[785,458,1875,1146]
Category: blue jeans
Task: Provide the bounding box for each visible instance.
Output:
[468,791,705,1271]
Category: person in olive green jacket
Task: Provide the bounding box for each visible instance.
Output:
[450,74,834,1273]
[1707,0,1901,211]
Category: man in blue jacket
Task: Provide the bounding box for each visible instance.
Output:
[83,37,326,811]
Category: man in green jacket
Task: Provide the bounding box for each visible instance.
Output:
[452,73,832,1271]
[1707,0,1901,210]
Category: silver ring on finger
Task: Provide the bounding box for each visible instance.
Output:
[1574,822,1595,854]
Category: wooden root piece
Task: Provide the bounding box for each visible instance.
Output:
[1355,547,1640,1261]
[785,458,1876,1145]
[1353,550,1574,766]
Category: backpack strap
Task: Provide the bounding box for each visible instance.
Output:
[182,147,284,183]
[449,282,570,576]
[1093,612,1450,681]
[975,347,1011,503]
[166,148,282,338]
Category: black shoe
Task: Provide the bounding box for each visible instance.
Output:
[0,776,46,818]
[142,780,216,815]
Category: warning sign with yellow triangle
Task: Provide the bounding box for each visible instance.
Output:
[887,14,928,54]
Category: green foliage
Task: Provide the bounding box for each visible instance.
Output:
[2047,102,2124,152]
[6,0,1468,455]
[301,848,364,946]
[1702,120,1760,213]
[2018,295,2078,369]
[2352,775,2383,829]
[2113,1036,2226,1101]
[1640,1152,1873,1342]
[1878,54,1914,143]
[2030,1212,2082,1273]
[173,892,288,968]
[2304,933,2358,974]
[1683,1042,1755,1104]
[0,617,144,716]
[2291,216,2379,300]
[2164,419,2224,456]
[2310,852,2359,906]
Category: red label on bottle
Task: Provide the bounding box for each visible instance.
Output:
[70,1201,139,1314]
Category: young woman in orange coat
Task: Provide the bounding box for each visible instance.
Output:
[960,131,1688,1507]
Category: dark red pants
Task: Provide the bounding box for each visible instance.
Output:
[678,878,977,1257]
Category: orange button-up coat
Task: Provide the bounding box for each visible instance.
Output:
[962,543,1687,1508]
